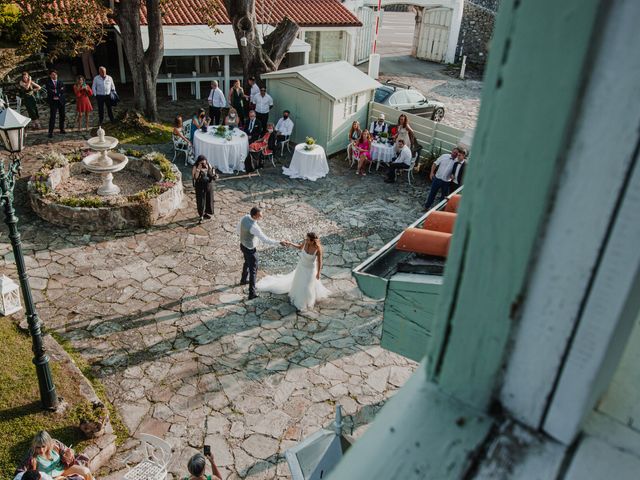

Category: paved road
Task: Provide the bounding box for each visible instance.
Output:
[376,11,415,57]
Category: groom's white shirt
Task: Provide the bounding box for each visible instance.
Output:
[238,215,279,248]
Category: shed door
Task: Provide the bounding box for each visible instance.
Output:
[292,90,323,144]
[417,7,452,63]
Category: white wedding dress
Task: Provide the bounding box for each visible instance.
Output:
[257,249,331,311]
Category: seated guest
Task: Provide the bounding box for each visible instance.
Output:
[450,148,467,191]
[172,115,191,146]
[243,110,262,143]
[184,452,222,480]
[249,123,274,153]
[355,129,373,176]
[19,431,94,480]
[224,107,240,128]
[384,139,412,183]
[369,113,388,137]
[14,470,54,480]
[191,108,208,143]
[274,110,294,149]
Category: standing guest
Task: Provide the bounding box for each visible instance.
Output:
[44,70,66,139]
[274,110,294,150]
[183,452,222,480]
[172,115,191,146]
[253,87,273,133]
[224,107,240,128]
[243,110,262,143]
[238,207,285,300]
[228,79,246,124]
[450,149,467,191]
[92,66,116,125]
[73,75,93,131]
[207,80,226,126]
[393,114,414,150]
[347,120,362,163]
[247,76,260,111]
[384,138,412,183]
[190,108,208,143]
[355,130,373,176]
[192,155,217,223]
[369,113,388,137]
[424,147,459,210]
[18,71,42,129]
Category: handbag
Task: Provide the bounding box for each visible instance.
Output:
[109,90,120,106]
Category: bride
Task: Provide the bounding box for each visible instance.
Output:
[257,232,331,311]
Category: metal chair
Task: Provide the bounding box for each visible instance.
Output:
[123,433,172,480]
[261,147,276,167]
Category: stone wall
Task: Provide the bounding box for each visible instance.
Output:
[456,0,500,69]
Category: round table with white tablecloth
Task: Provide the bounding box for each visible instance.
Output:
[370,141,396,170]
[193,126,249,174]
[282,143,329,181]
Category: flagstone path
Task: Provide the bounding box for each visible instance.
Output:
[1,137,423,478]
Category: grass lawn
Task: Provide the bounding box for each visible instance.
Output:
[0,317,126,478]
[101,114,173,145]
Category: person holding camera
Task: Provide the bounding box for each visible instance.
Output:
[192,155,217,223]
[183,451,222,480]
[73,75,93,131]
[191,108,209,143]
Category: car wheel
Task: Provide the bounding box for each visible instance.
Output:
[432,108,445,122]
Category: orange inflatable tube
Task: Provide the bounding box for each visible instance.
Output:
[444,194,462,213]
[396,228,452,257]
[423,211,457,234]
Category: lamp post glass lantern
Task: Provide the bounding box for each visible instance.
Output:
[0,107,59,410]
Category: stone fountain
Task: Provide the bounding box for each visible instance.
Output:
[82,126,128,195]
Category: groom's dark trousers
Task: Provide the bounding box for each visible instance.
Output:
[240,244,258,295]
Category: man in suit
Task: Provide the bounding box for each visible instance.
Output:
[243,110,262,143]
[450,149,467,192]
[45,70,66,138]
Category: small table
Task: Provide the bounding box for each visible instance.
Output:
[193,127,249,174]
[283,144,329,181]
[371,141,396,170]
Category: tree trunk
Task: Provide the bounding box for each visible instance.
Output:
[114,0,163,121]
[224,0,299,82]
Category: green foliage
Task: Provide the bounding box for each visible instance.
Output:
[122,149,146,158]
[142,152,177,182]
[103,120,172,145]
[0,4,21,43]
[417,141,443,172]
[41,152,69,170]
[58,196,106,208]
[0,318,90,478]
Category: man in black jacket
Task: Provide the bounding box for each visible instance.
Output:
[45,70,66,138]
[243,110,262,143]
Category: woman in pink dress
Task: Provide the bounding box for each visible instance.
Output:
[73,75,93,131]
[355,129,373,176]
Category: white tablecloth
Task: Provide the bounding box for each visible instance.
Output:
[282,144,329,181]
[371,141,395,168]
[193,127,249,174]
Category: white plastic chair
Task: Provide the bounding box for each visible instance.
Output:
[172,133,191,165]
[279,133,292,157]
[395,145,422,185]
[123,433,172,480]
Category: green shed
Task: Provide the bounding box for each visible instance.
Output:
[262,61,380,156]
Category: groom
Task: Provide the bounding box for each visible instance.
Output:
[238,207,285,300]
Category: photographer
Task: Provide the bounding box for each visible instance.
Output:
[183,451,222,480]
[192,155,217,222]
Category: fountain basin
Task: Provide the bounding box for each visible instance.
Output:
[82,151,129,195]
[28,154,184,231]
[86,135,118,151]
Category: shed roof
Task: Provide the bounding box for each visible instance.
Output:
[262,61,381,100]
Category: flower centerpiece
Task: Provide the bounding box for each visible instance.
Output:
[214,124,227,137]
[304,136,316,151]
[380,131,389,144]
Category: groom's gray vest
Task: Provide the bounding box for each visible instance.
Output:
[240,215,257,249]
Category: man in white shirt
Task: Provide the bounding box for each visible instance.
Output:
[92,66,116,125]
[384,139,412,183]
[247,76,260,110]
[370,113,388,137]
[207,80,226,126]
[238,206,285,299]
[253,87,273,134]
[274,110,294,149]
[424,147,460,210]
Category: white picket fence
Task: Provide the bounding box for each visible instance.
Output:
[368,102,466,159]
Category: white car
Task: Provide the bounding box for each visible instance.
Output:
[374,83,446,121]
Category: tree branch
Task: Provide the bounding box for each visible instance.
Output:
[262,16,299,63]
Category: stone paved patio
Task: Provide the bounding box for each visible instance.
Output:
[1,135,422,479]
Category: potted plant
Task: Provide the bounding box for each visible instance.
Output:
[76,401,109,439]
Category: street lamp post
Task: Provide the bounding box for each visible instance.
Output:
[0,107,58,410]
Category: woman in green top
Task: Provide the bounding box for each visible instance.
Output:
[18,72,42,129]
[183,452,222,480]
[26,431,94,480]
